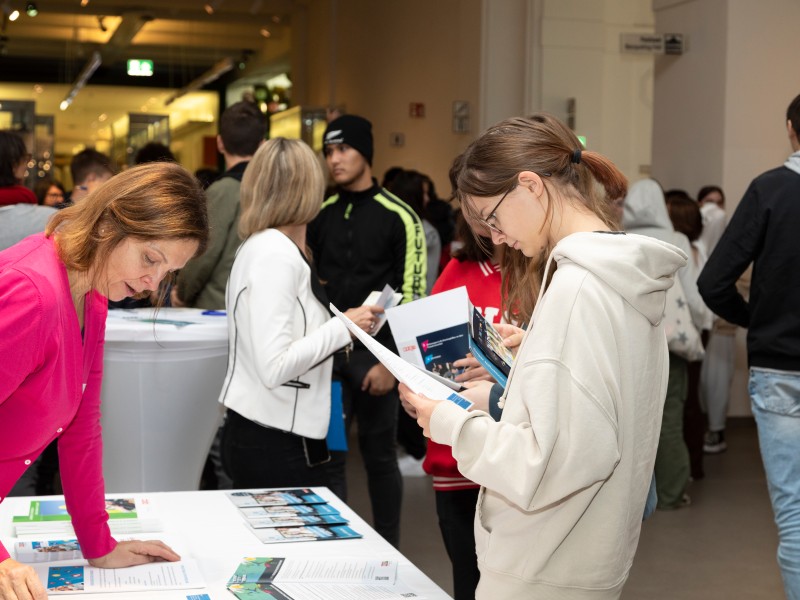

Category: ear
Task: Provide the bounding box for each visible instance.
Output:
[216,135,225,154]
[517,170,546,198]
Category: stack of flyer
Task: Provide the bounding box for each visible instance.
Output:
[226,556,420,599]
[12,496,162,537]
[226,489,363,543]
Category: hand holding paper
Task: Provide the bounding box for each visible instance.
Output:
[330,303,471,410]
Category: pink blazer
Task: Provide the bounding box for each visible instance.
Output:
[0,234,115,562]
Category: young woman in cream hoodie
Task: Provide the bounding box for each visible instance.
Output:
[401,114,686,599]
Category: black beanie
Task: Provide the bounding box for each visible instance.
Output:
[323,115,374,165]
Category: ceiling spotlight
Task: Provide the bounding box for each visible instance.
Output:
[25,2,37,17]
[9,9,19,20]
[259,27,270,38]
[81,0,90,6]
[204,0,222,15]
[203,4,214,15]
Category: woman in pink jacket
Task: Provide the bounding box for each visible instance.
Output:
[0,161,209,600]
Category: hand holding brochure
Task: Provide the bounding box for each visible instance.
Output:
[385,286,513,387]
[330,303,472,409]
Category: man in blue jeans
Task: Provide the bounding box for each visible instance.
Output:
[698,93,800,600]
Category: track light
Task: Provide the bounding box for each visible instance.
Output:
[25,2,37,17]
[59,51,102,111]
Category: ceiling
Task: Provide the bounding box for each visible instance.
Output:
[0,0,303,165]
[0,0,302,86]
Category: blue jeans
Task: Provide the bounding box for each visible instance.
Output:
[750,366,800,600]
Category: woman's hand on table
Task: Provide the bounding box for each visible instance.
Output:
[87,540,180,568]
[0,557,47,600]
[398,383,442,438]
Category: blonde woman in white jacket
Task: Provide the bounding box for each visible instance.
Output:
[219,137,381,489]
[401,115,687,599]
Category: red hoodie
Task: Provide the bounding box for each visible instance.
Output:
[423,256,502,491]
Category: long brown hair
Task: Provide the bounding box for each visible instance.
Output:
[46,162,209,299]
[452,114,627,324]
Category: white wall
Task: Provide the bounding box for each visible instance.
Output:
[299,0,483,195]
[528,0,656,183]
[653,0,800,417]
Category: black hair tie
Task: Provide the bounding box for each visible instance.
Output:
[571,148,582,164]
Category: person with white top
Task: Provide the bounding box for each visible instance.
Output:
[218,137,382,490]
[400,114,686,599]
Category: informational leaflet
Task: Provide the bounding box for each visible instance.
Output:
[33,559,205,594]
[330,304,472,409]
[249,524,362,544]
[247,513,349,530]
[227,557,422,600]
[384,286,513,387]
[15,539,83,563]
[227,489,327,509]
[239,503,341,520]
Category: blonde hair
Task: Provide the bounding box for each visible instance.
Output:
[46,162,209,299]
[452,114,627,324]
[239,138,325,238]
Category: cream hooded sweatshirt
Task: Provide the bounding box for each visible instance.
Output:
[430,231,686,599]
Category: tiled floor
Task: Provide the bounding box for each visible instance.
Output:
[345,418,785,599]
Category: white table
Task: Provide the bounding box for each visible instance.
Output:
[0,488,453,600]
[101,308,228,493]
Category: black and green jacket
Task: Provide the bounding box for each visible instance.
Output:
[308,181,426,346]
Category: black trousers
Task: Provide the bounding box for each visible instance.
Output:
[221,408,332,489]
[436,488,481,600]
[327,349,403,548]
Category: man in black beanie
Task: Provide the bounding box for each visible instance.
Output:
[308,113,427,548]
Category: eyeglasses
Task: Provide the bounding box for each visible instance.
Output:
[479,185,516,234]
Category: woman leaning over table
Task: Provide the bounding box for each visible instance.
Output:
[401,114,687,599]
[0,161,209,600]
[219,137,381,490]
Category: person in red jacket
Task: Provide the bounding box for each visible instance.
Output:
[424,214,503,600]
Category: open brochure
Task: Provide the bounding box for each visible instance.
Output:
[385,286,513,387]
[33,559,204,594]
[226,557,421,600]
[330,304,472,410]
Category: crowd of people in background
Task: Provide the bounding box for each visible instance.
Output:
[3,93,800,600]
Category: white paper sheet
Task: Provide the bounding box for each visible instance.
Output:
[362,284,402,336]
[330,303,472,409]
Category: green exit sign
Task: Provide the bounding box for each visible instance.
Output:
[127,59,154,77]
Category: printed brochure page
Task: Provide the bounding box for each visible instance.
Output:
[33,559,204,594]
[330,303,472,409]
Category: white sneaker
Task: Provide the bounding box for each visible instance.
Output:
[397,454,427,477]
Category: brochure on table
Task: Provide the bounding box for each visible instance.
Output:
[330,304,472,410]
[33,560,204,594]
[226,556,421,600]
[226,489,363,544]
[385,286,512,387]
[12,497,162,537]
